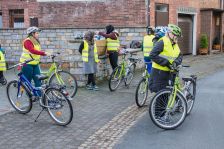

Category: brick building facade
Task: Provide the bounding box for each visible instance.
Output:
[0,0,223,54]
[0,0,223,85]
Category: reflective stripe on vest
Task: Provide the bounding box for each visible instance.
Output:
[152,36,180,71]
[20,37,41,65]
[143,35,155,57]
[82,40,99,63]
[0,51,6,71]
[106,36,120,51]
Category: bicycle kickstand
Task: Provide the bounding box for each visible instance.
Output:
[34,108,45,122]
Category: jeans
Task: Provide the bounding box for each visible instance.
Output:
[22,64,41,87]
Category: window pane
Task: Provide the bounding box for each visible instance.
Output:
[156,4,168,12]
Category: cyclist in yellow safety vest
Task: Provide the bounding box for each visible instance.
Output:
[97,25,120,70]
[20,26,49,89]
[149,24,183,93]
[142,26,155,74]
[79,31,100,91]
[0,44,7,85]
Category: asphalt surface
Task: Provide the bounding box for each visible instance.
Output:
[115,69,224,149]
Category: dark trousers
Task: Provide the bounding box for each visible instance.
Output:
[0,71,3,79]
[108,52,118,70]
[149,68,171,93]
[87,73,96,86]
[22,64,41,87]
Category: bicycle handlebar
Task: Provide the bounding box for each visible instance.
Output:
[7,59,34,70]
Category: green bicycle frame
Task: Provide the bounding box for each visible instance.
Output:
[40,62,65,85]
[167,75,183,109]
[114,55,127,79]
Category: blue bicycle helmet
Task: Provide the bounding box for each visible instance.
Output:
[155,26,168,38]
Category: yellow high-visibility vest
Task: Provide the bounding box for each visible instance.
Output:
[20,37,41,65]
[143,35,155,57]
[152,36,180,71]
[0,51,6,71]
[106,35,120,51]
[82,40,99,63]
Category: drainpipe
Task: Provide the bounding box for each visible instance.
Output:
[146,0,150,27]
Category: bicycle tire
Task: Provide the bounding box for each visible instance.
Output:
[49,70,78,98]
[109,66,122,91]
[124,67,134,86]
[149,88,187,130]
[6,80,32,114]
[129,63,136,73]
[135,78,149,107]
[186,80,196,115]
[44,87,73,126]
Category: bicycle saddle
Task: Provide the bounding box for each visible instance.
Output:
[128,57,140,62]
[36,74,49,81]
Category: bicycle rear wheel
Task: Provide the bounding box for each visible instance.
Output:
[7,80,32,114]
[185,80,196,115]
[109,66,122,91]
[135,78,149,107]
[49,70,78,98]
[124,67,134,86]
[149,88,187,130]
[44,87,73,126]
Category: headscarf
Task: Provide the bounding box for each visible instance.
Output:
[84,31,95,45]
[105,25,115,34]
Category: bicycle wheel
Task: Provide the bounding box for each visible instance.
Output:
[6,80,32,114]
[49,70,78,98]
[185,80,196,115]
[44,87,73,126]
[124,67,134,86]
[135,78,149,107]
[129,63,136,73]
[149,88,187,130]
[109,66,122,91]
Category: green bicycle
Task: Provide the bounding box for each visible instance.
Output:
[108,50,140,91]
[41,53,78,98]
[135,62,151,107]
[149,64,197,130]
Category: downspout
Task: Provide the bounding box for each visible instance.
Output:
[221,0,224,52]
[146,0,150,27]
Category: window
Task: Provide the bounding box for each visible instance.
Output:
[0,12,2,28]
[155,3,169,26]
[9,9,24,28]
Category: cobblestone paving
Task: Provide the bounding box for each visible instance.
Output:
[1,53,224,149]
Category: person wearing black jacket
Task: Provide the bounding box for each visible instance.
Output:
[149,24,183,93]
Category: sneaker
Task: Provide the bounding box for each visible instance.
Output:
[93,85,99,91]
[86,84,93,90]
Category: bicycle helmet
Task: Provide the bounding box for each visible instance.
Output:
[27,26,41,35]
[155,26,167,38]
[168,24,182,37]
[146,26,155,34]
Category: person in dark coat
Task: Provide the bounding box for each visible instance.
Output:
[149,24,183,93]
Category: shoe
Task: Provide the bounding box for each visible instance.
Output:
[32,96,39,102]
[93,85,99,91]
[86,84,93,90]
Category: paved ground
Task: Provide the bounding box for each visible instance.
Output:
[115,69,224,149]
[0,53,224,148]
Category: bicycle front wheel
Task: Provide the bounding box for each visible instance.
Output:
[49,70,78,98]
[44,87,73,126]
[135,78,149,107]
[149,88,187,130]
[109,66,122,91]
[186,80,196,115]
[7,80,32,114]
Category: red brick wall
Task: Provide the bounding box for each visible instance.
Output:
[0,0,38,28]
[38,0,146,28]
